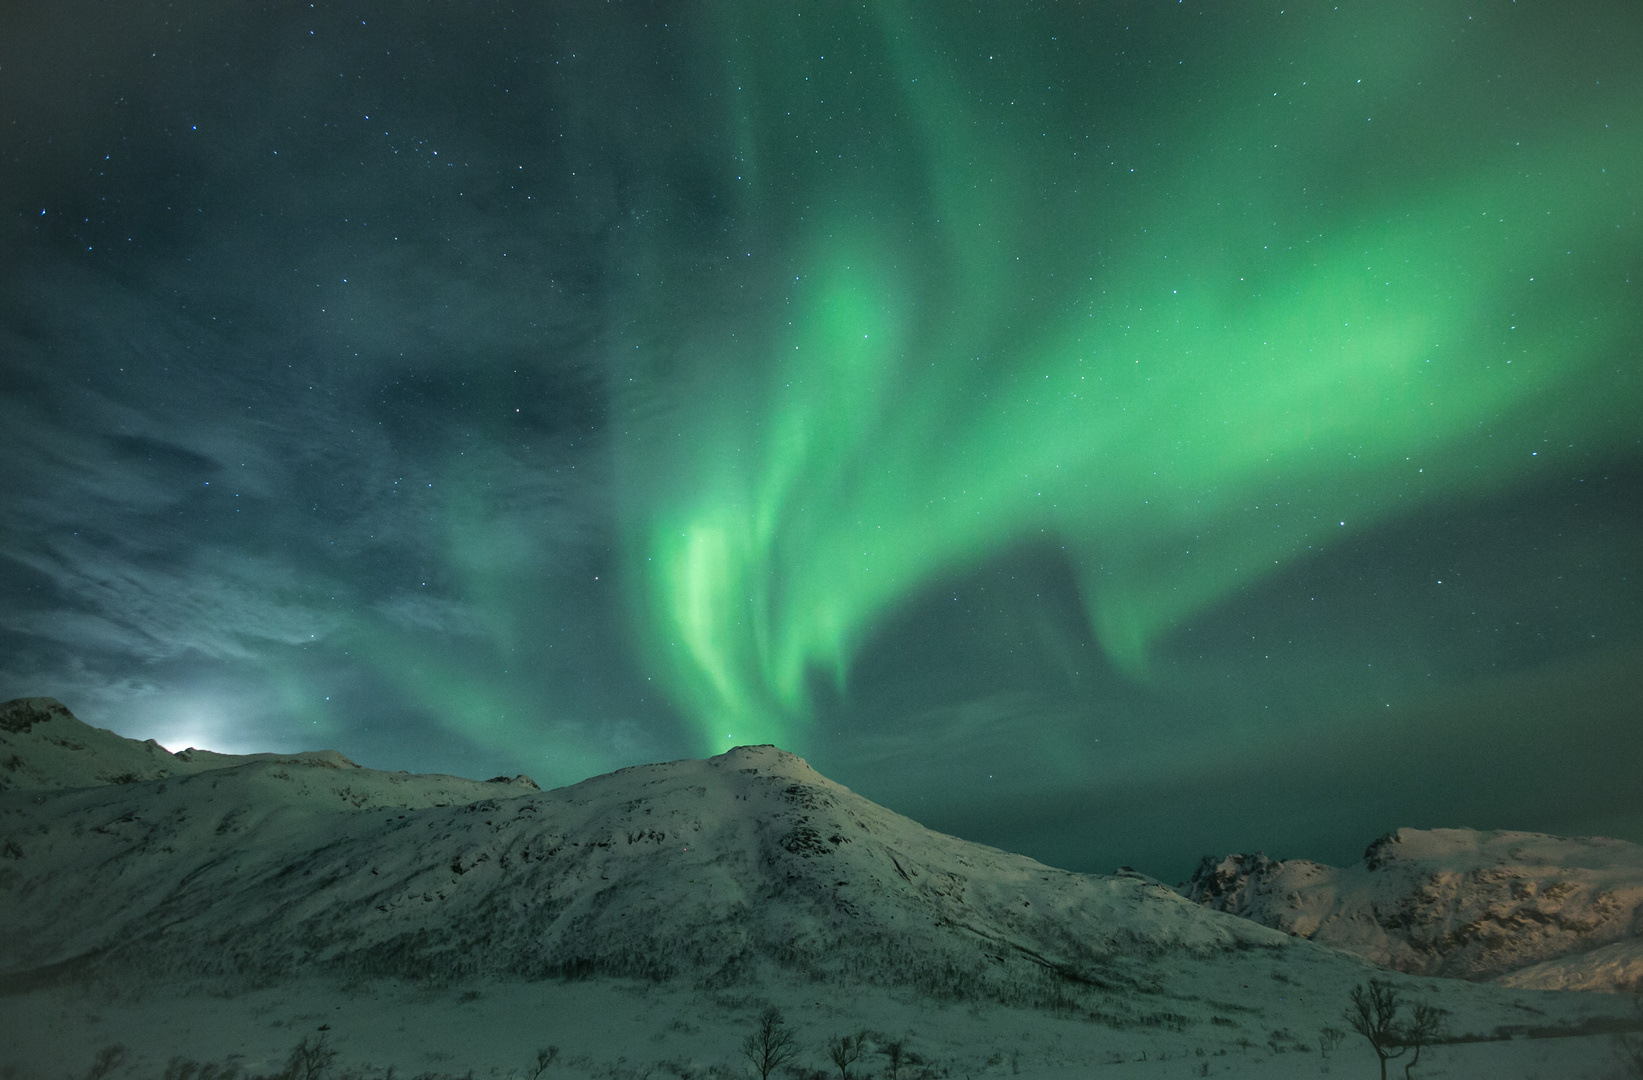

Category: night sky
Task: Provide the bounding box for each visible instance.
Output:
[4,2,1641,882]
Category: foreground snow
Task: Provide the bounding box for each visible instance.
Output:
[3,975,1633,1080]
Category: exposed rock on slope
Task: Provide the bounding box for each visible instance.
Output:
[0,701,1346,1025]
[1184,827,1643,993]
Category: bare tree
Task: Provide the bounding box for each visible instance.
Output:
[1399,1003,1447,1079]
[742,1008,799,1080]
[84,1046,127,1080]
[1317,1026,1345,1059]
[283,1034,338,1080]
[1345,980,1408,1080]
[529,1047,560,1080]
[827,1032,866,1080]
[880,1039,906,1080]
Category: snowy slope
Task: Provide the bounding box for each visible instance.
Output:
[2,698,1639,1080]
[3,727,1293,1020]
[1184,827,1643,992]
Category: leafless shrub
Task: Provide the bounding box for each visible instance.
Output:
[826,1033,866,1080]
[1344,980,1448,1080]
[83,1046,126,1080]
[529,1048,560,1080]
[159,1058,248,1080]
[742,1009,798,1080]
[164,1059,201,1080]
[879,1040,905,1080]
[1399,1002,1448,1079]
[1346,980,1407,1080]
[284,1034,339,1080]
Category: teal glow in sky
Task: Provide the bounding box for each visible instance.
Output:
[619,4,1643,753]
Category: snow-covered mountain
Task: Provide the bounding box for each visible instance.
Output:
[1184,827,1643,993]
[3,696,1637,1080]
[2,697,1292,1016]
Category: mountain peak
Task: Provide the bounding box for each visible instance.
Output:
[710,742,823,777]
[0,697,76,734]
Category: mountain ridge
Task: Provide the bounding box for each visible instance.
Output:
[2,698,1299,1023]
[1185,826,1643,993]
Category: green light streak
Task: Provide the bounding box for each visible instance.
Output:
[620,6,1643,752]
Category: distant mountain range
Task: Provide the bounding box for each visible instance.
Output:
[1184,827,1643,994]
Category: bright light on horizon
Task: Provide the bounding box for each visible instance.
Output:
[103,694,268,757]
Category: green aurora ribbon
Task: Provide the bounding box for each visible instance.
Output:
[615,4,1642,753]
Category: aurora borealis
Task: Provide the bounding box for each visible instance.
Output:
[3,2,1640,879]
